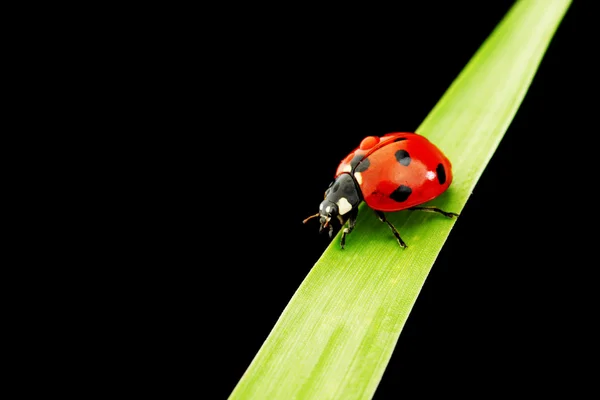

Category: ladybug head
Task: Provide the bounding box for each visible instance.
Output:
[303,173,361,238]
[317,200,339,238]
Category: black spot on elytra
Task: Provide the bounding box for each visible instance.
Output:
[395,150,411,166]
[354,157,370,173]
[436,163,446,184]
[390,185,412,202]
[394,137,407,142]
[350,153,364,169]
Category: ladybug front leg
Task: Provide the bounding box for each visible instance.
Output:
[340,209,359,249]
[374,210,407,248]
[408,206,459,218]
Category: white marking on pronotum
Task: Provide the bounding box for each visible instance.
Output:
[341,164,352,173]
[426,170,436,181]
[319,203,323,211]
[325,206,331,213]
[354,172,363,185]
[337,197,352,215]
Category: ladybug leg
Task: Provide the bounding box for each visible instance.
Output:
[374,211,407,248]
[409,206,459,218]
[340,209,358,249]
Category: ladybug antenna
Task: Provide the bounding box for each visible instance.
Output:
[303,213,320,224]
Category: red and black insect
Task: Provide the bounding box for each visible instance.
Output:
[304,132,459,248]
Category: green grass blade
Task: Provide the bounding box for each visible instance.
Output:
[230,1,572,399]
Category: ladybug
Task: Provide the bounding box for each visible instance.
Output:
[304,132,459,249]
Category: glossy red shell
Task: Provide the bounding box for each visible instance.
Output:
[334,132,453,212]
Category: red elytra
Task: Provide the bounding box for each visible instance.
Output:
[335,132,453,212]
[304,132,459,249]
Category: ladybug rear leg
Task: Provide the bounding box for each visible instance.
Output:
[409,206,459,218]
[340,209,358,249]
[375,210,407,248]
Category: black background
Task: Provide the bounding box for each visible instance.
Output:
[127,1,591,398]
